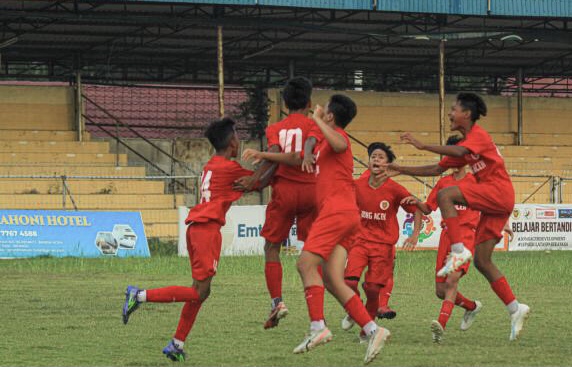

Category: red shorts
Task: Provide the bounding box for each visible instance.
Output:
[187,222,222,281]
[345,239,395,285]
[261,179,317,243]
[303,209,359,261]
[457,179,514,243]
[436,227,476,283]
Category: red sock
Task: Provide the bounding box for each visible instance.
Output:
[438,300,455,329]
[378,278,394,307]
[146,286,200,303]
[265,262,283,299]
[304,286,325,322]
[490,277,516,305]
[455,292,476,311]
[344,294,373,328]
[443,217,462,244]
[345,279,360,297]
[174,300,203,341]
[362,282,380,319]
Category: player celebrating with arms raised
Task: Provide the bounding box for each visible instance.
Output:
[382,93,530,341]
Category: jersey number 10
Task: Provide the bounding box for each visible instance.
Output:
[279,128,303,153]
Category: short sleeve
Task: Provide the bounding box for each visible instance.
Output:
[458,126,491,156]
[438,155,466,169]
[229,162,253,180]
[265,124,280,149]
[307,123,323,142]
[425,179,442,212]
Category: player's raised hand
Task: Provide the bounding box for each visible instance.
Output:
[379,163,401,180]
[301,154,316,173]
[233,175,255,192]
[402,235,418,251]
[242,148,263,164]
[400,195,420,206]
[312,104,325,121]
[400,132,425,150]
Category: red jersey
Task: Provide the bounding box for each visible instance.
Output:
[425,173,481,229]
[314,127,357,212]
[266,113,317,184]
[185,156,253,226]
[355,176,417,245]
[438,124,513,189]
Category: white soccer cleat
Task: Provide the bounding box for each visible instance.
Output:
[437,247,472,277]
[460,300,483,331]
[341,314,356,331]
[430,320,444,344]
[364,327,391,364]
[358,331,368,344]
[293,327,333,354]
[509,303,530,341]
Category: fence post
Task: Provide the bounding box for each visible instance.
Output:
[61,175,67,209]
[551,176,561,204]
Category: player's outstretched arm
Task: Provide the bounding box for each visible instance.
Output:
[401,196,431,215]
[312,105,347,153]
[242,148,302,166]
[301,136,317,173]
[400,132,470,157]
[381,162,446,179]
[233,145,280,192]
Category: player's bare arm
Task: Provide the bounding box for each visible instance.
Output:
[242,149,302,167]
[233,145,280,192]
[403,210,422,251]
[301,136,317,173]
[381,162,446,178]
[312,105,347,153]
[400,196,431,215]
[400,132,469,157]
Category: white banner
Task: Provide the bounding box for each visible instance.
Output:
[508,204,572,251]
[178,205,520,256]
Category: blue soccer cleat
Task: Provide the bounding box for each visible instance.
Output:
[122,285,141,325]
[163,340,186,362]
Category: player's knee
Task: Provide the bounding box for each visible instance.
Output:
[445,276,459,289]
[296,258,311,277]
[264,241,281,254]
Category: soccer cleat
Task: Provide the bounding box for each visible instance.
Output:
[431,320,444,344]
[437,247,473,277]
[460,300,482,331]
[377,306,397,320]
[364,327,391,364]
[341,314,356,331]
[122,285,141,325]
[264,301,289,329]
[162,340,186,362]
[358,330,368,344]
[293,327,333,354]
[509,303,530,341]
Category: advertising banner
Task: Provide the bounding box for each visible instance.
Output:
[0,210,149,258]
[508,204,572,251]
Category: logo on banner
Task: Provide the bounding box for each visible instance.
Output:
[513,208,532,220]
[402,213,436,243]
[95,224,138,256]
[536,208,556,219]
[558,209,572,219]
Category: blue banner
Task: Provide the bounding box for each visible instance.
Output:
[0,210,150,258]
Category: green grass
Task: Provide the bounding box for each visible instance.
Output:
[1,251,571,366]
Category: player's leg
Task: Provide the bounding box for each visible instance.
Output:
[370,245,396,319]
[342,244,367,331]
[431,271,461,343]
[261,183,295,328]
[473,223,530,341]
[323,244,390,364]
[163,277,212,362]
[436,186,473,276]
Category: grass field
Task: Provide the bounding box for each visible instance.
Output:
[1,251,571,366]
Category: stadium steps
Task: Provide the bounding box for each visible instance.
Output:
[0,140,109,153]
[0,194,186,210]
[0,152,128,165]
[0,165,146,176]
[0,179,165,195]
[0,130,83,141]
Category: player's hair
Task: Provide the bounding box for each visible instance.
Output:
[457,92,487,122]
[367,142,396,163]
[205,117,236,151]
[446,135,463,146]
[282,77,312,111]
[328,94,357,128]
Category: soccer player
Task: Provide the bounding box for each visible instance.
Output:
[235,77,318,329]
[341,142,422,339]
[122,118,255,361]
[382,93,530,341]
[243,94,390,364]
[402,135,482,343]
